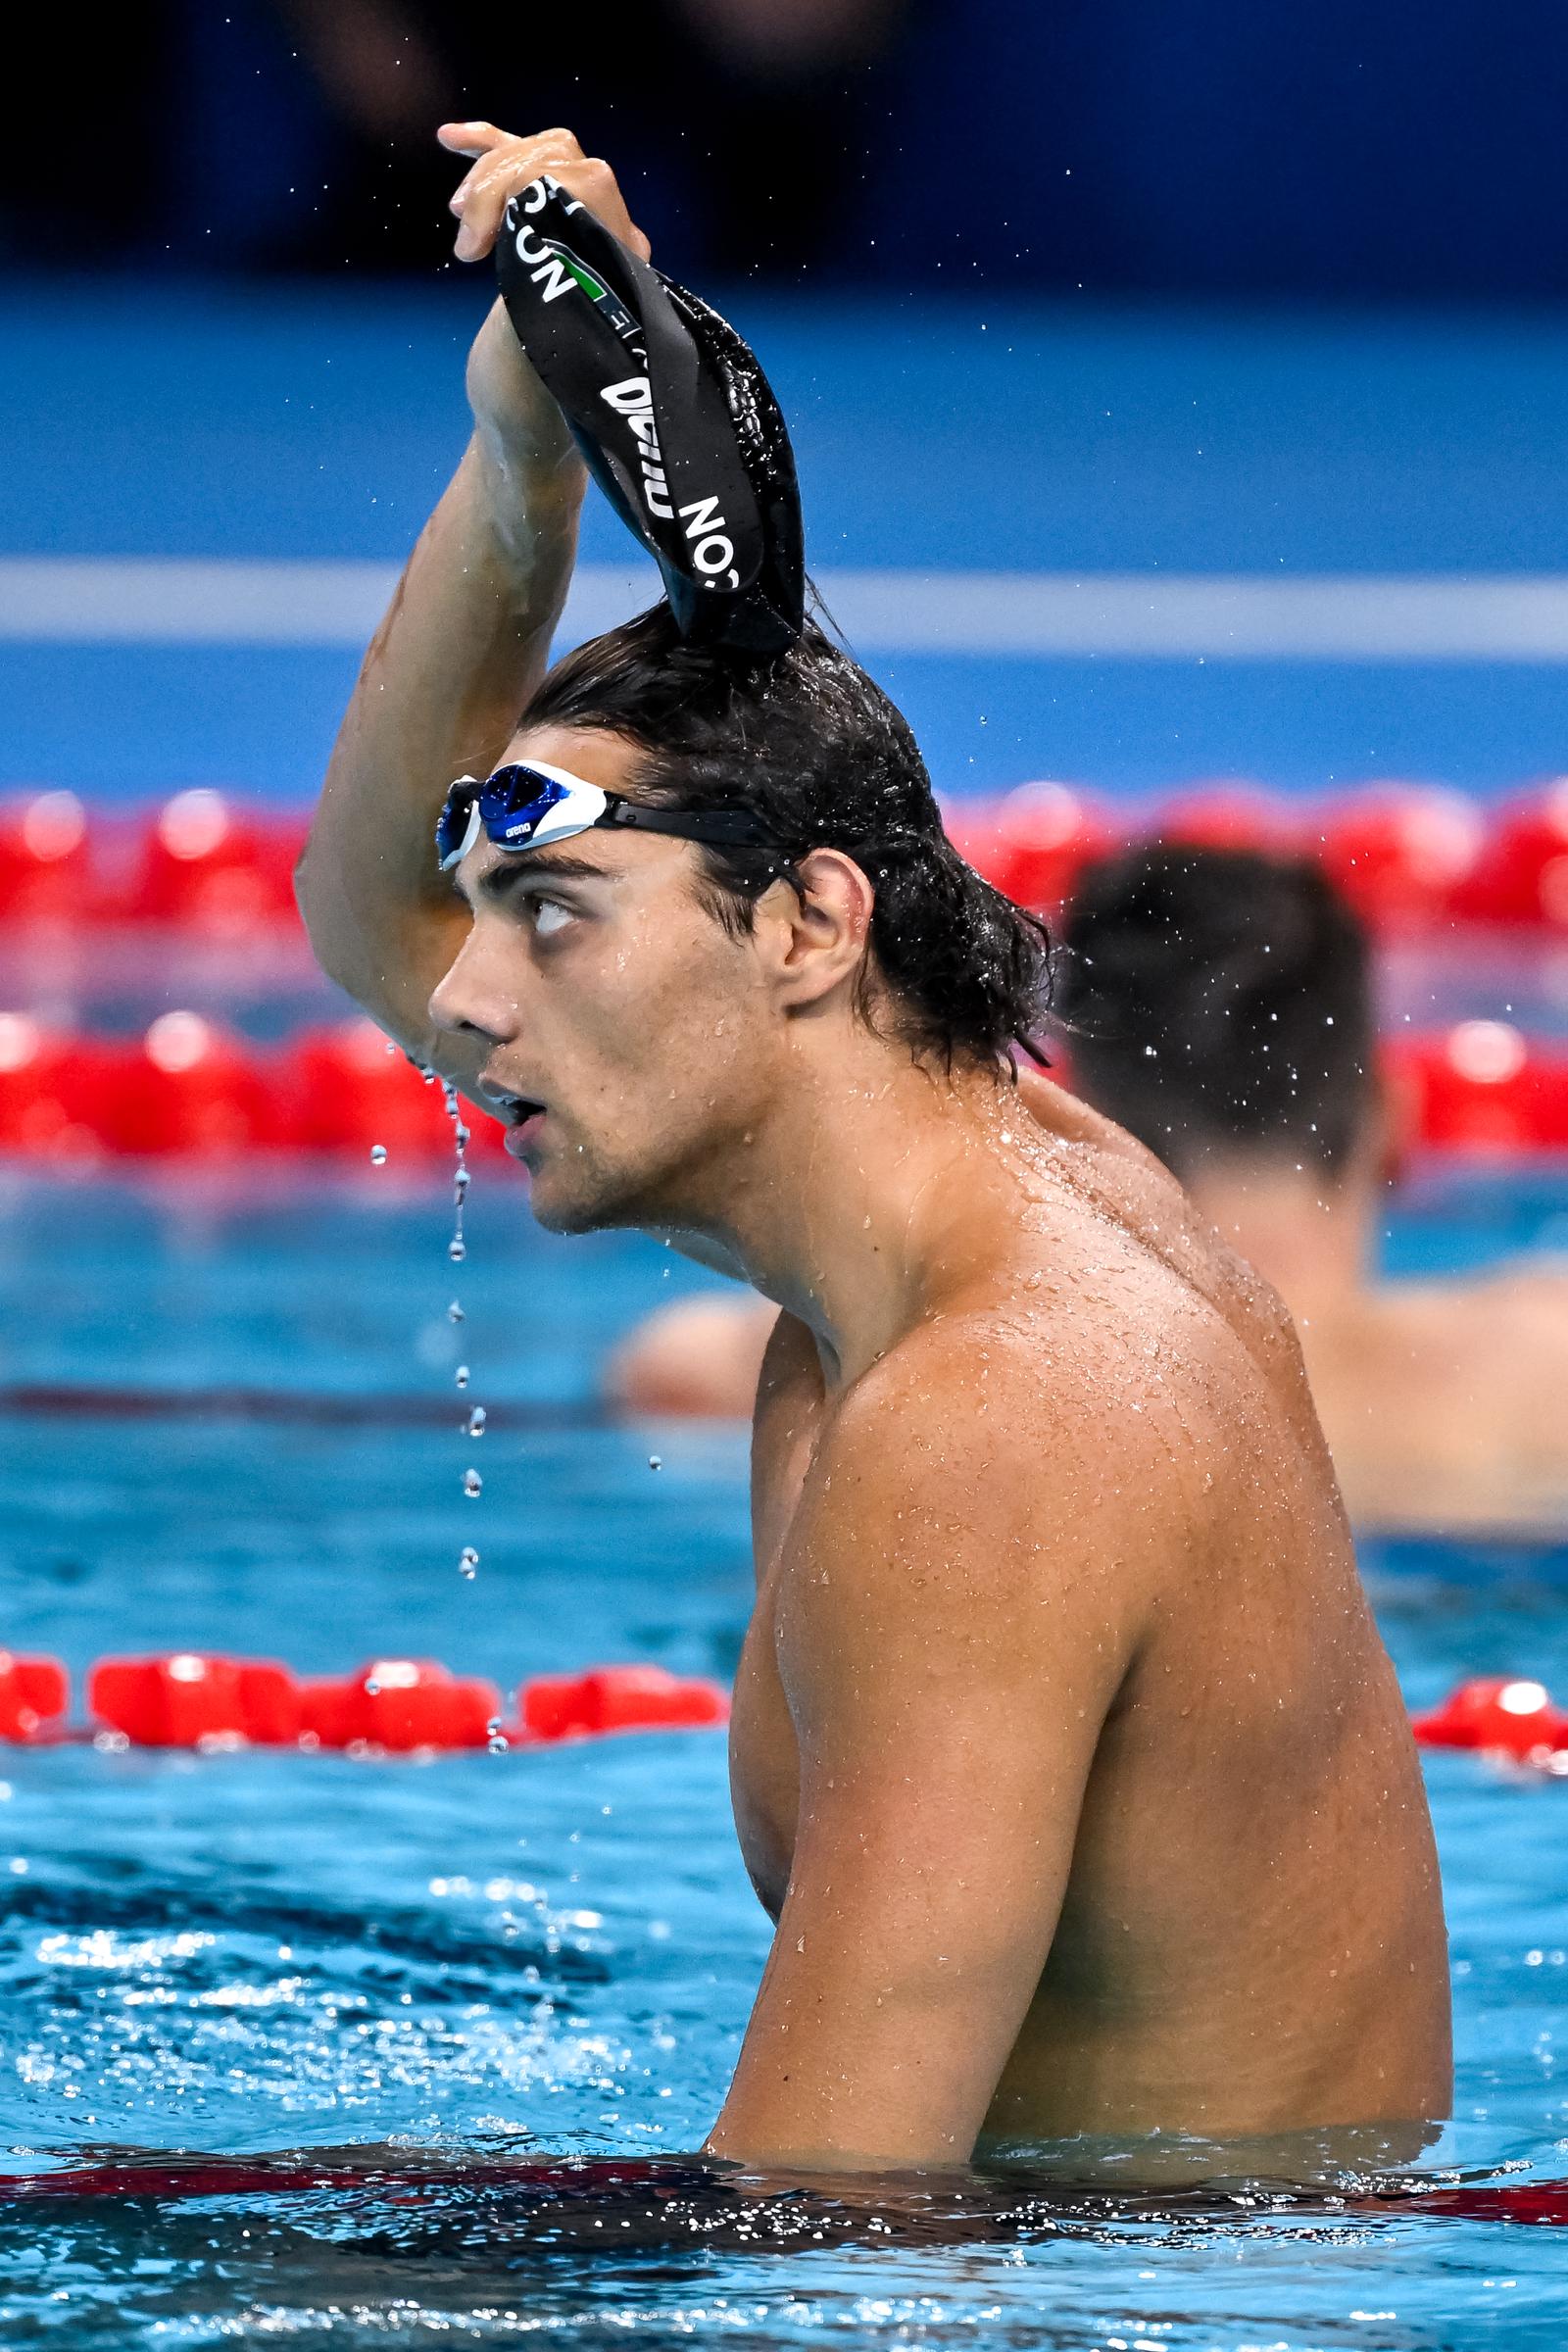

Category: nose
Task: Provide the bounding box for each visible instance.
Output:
[426,919,522,1048]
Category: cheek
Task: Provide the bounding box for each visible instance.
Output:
[591,909,768,1098]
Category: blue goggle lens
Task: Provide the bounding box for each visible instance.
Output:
[436,766,589,870]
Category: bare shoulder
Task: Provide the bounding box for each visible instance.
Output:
[1014,1067,1303,1370]
[783,1306,1188,1647]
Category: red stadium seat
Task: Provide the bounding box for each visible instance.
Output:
[1316,788,1484,931]
[0,1017,118,1159]
[101,1014,277,1156]
[962,783,1115,911]
[0,793,93,925]
[287,1021,457,1158]
[1449,782,1568,927]
[1390,1024,1568,1152]
[123,790,305,937]
[1152,783,1304,854]
[89,1653,301,1747]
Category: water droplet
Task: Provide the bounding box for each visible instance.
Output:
[368,1144,387,1166]
[448,1237,466,1263]
[487,1732,510,1754]
[366,1680,381,1697]
[466,1406,487,1438]
[459,1545,479,1579]
[448,1300,465,1324]
[455,1364,469,1390]
[649,1453,662,1471]
[453,1166,471,1195]
[463,1467,483,1498]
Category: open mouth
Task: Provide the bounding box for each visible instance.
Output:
[482,1086,549,1157]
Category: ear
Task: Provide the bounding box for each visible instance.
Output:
[751,848,875,1014]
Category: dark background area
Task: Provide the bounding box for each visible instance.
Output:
[10,0,1568,297]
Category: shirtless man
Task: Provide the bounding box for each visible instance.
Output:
[298,121,1450,2170]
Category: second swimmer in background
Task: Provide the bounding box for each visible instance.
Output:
[614,843,1568,1535]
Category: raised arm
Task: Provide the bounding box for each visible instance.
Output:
[295,123,650,1079]
[708,1342,1146,2170]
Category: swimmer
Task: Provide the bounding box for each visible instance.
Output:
[298,122,1449,2169]
[1058,844,1568,1534]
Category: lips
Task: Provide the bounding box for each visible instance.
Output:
[482,1082,548,1158]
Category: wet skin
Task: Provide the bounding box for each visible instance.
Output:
[298,115,1450,2168]
[319,712,1452,2171]
[722,1068,1451,2159]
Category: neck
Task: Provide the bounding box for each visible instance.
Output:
[1183,1154,1377,1329]
[676,1025,1022,1388]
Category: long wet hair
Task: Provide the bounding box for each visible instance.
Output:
[1056,844,1375,1178]
[523,604,1050,1069]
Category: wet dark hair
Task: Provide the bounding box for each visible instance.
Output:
[523,603,1050,1067]
[1055,844,1374,1179]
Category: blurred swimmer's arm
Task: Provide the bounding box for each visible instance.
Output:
[297,125,651,1080]
[706,1345,1143,2170]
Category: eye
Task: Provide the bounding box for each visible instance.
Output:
[532,898,575,939]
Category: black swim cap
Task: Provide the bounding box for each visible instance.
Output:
[495,176,805,658]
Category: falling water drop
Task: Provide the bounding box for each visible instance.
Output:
[463,1467,483,1499]
[649,1454,662,1471]
[448,1236,467,1263]
[447,1300,465,1324]
[466,1406,487,1438]
[486,1716,510,1754]
[368,1144,388,1166]
[459,1546,479,1579]
[455,1364,470,1390]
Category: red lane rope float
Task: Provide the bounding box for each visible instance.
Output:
[1410,1676,1568,1767]
[57,1653,732,1754]
[0,1653,70,1742]
[10,1655,1568,1767]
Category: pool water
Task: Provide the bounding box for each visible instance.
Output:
[2,1162,1568,2348]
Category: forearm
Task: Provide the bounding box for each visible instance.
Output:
[297,396,584,1060]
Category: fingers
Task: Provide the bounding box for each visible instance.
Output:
[442,125,587,263]
[555,157,652,261]
[436,121,507,159]
[437,122,649,266]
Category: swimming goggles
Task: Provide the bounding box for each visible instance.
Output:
[436,760,780,872]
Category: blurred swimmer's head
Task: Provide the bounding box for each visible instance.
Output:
[428,603,1050,1234]
[1057,844,1375,1187]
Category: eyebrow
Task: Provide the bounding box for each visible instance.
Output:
[457,853,611,910]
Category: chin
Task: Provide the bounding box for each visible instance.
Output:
[525,1159,655,1240]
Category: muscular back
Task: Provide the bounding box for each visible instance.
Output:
[730,1072,1450,2150]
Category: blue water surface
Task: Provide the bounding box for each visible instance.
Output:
[1,1163,1567,2346]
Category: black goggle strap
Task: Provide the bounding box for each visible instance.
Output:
[601,798,806,892]
[598,796,775,849]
